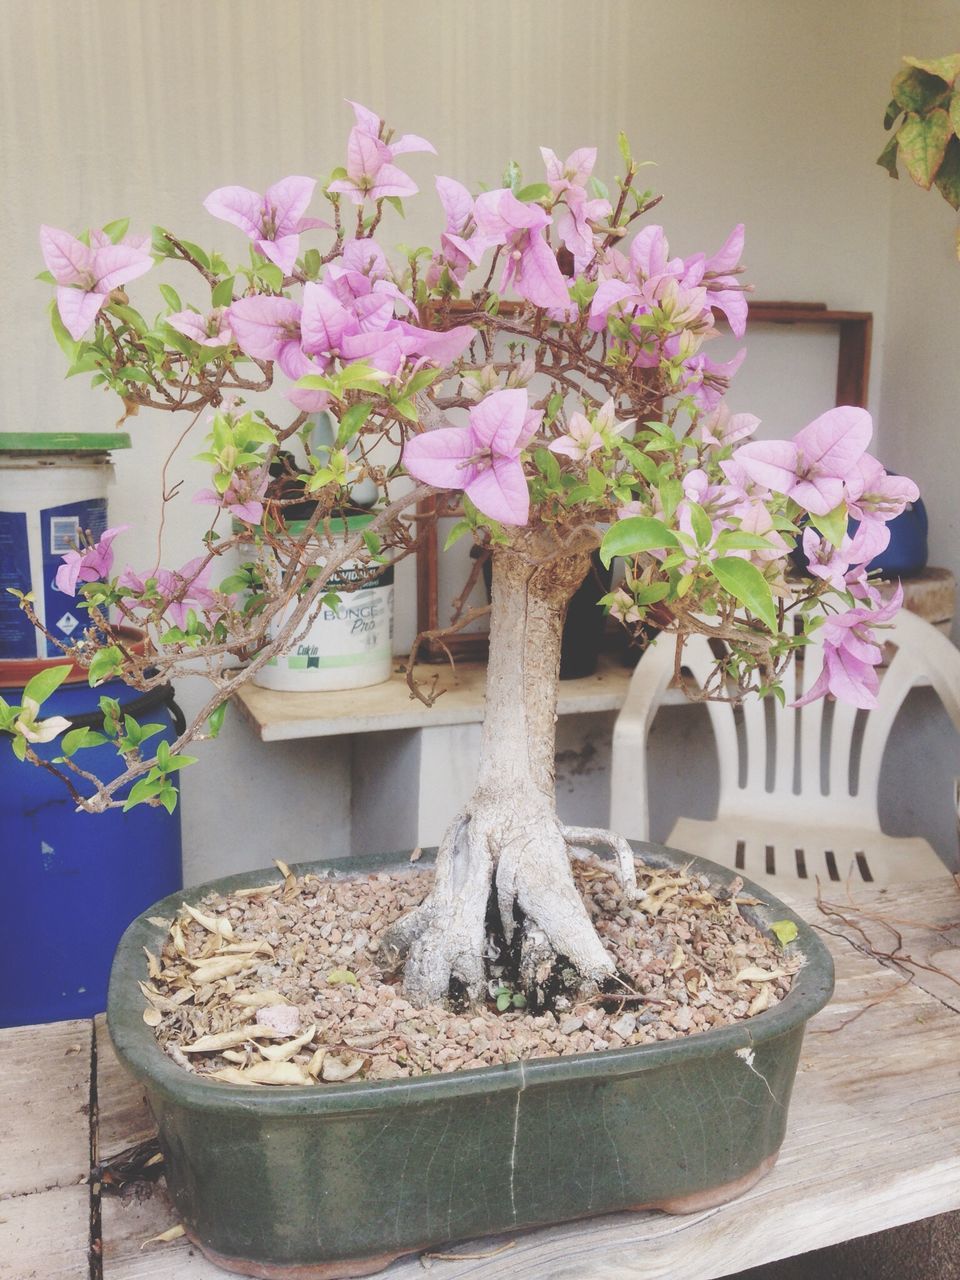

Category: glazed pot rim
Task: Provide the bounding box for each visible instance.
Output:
[107,841,834,1114]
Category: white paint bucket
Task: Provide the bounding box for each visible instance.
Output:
[0,432,131,659]
[250,515,394,692]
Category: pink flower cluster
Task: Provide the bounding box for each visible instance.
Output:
[588,224,747,410]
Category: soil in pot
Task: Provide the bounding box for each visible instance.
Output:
[140,854,800,1086]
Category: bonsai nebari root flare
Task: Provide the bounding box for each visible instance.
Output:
[383,541,639,1007]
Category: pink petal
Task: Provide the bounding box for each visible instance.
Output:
[793,406,873,477]
[513,231,570,310]
[300,283,352,356]
[564,148,597,186]
[55,554,81,596]
[465,456,529,526]
[347,128,389,181]
[402,426,477,488]
[588,279,642,329]
[398,322,475,365]
[287,385,330,412]
[368,165,419,200]
[166,309,209,343]
[40,225,94,285]
[264,176,316,234]
[791,475,844,517]
[256,234,300,276]
[56,286,106,341]
[228,295,301,361]
[276,340,317,381]
[734,440,801,497]
[436,177,474,234]
[203,185,264,239]
[630,225,670,278]
[91,243,153,293]
[391,132,436,156]
[710,286,748,337]
[469,389,528,453]
[326,177,364,205]
[704,224,745,275]
[339,330,406,374]
[346,100,383,136]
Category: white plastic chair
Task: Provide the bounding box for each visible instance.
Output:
[610,607,960,897]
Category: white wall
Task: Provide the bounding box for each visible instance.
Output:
[6,0,956,883]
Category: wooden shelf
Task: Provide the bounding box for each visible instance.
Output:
[232,651,690,743]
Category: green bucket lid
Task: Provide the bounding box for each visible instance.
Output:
[0,432,132,453]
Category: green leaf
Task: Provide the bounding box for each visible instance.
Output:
[208,703,228,738]
[809,501,848,548]
[61,726,107,756]
[11,735,27,761]
[443,519,472,551]
[503,159,522,191]
[632,582,671,606]
[533,447,561,488]
[892,65,950,113]
[617,130,633,169]
[876,134,899,179]
[36,269,56,284]
[687,501,713,546]
[211,276,235,308]
[902,54,960,86]
[49,301,79,361]
[158,784,179,815]
[496,992,512,1012]
[714,531,776,553]
[934,135,960,210]
[770,919,799,948]
[515,182,550,202]
[24,665,72,706]
[158,284,182,312]
[177,239,211,270]
[599,517,679,569]
[658,477,683,520]
[122,776,164,811]
[883,98,903,131]
[951,92,960,141]
[897,108,952,188]
[384,195,405,217]
[102,217,130,244]
[303,248,322,278]
[87,646,123,688]
[327,969,359,986]
[710,558,777,633]
[336,403,371,445]
[257,262,284,291]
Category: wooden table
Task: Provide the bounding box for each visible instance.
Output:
[2,880,958,1280]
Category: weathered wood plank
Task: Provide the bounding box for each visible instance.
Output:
[96,883,960,1279]
[95,1015,155,1163]
[101,1182,226,1278]
[0,1184,90,1279]
[0,1018,91,1198]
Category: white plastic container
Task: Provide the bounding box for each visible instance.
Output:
[249,515,394,692]
[0,432,131,659]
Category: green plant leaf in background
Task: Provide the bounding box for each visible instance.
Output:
[599,517,679,569]
[934,136,960,210]
[897,108,952,188]
[903,54,960,86]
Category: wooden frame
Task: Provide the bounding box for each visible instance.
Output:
[414,300,873,661]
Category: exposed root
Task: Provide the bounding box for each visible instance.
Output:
[381,801,621,1008]
[559,824,642,901]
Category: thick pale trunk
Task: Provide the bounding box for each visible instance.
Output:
[384,544,635,1007]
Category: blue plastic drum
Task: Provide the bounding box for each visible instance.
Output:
[1,672,184,1027]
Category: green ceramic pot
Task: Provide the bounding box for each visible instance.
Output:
[107,844,833,1279]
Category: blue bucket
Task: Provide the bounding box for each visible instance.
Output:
[0,673,184,1027]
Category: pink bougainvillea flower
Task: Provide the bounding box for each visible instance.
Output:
[549,398,632,461]
[194,467,269,525]
[203,176,326,276]
[539,147,611,273]
[698,402,760,449]
[473,189,570,310]
[227,295,316,380]
[119,557,222,630]
[167,307,234,347]
[402,388,541,525]
[434,177,490,282]
[795,585,903,710]
[345,100,436,158]
[735,406,873,516]
[40,225,153,341]
[328,106,432,206]
[55,525,130,596]
[846,454,920,522]
[802,518,891,592]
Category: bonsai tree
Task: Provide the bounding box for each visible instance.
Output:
[6,101,916,1009]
